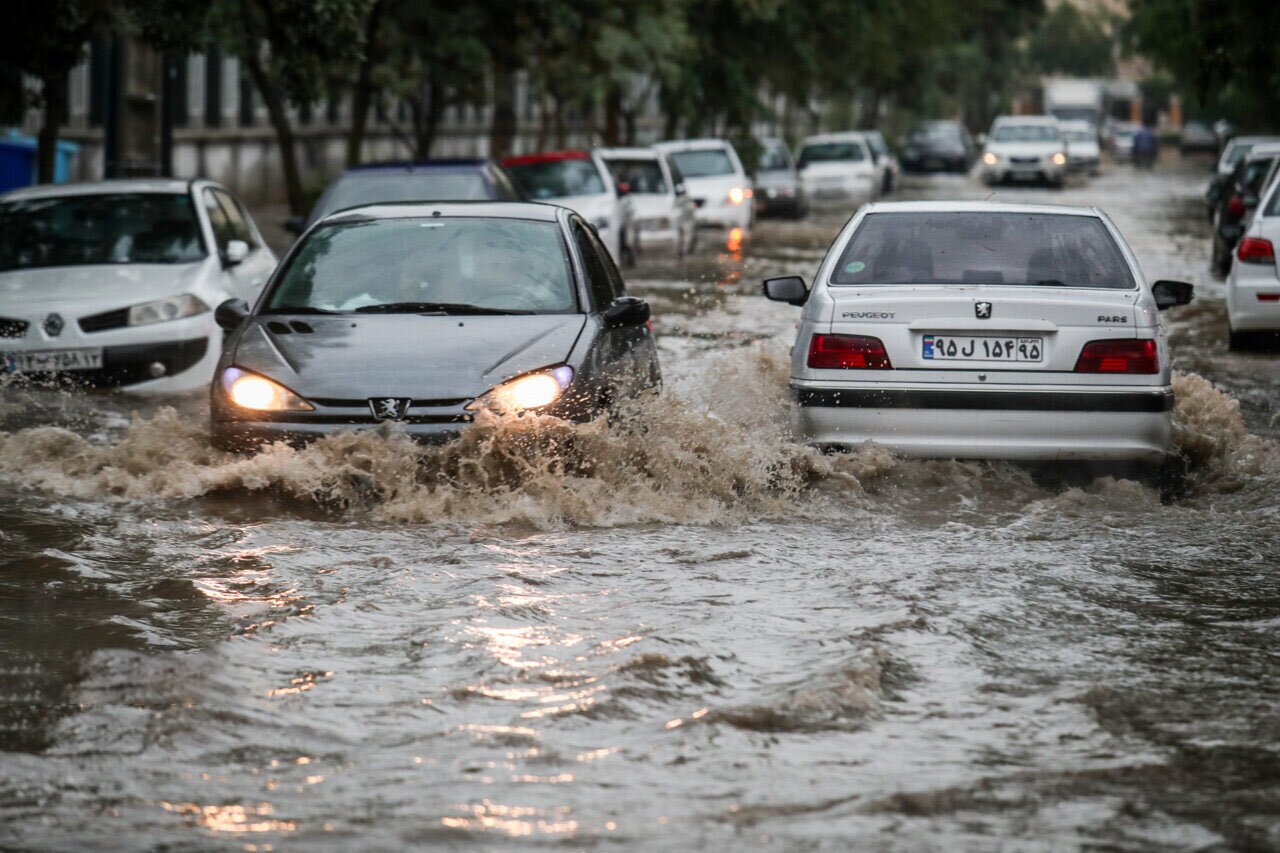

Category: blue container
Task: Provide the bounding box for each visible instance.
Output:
[0,132,80,193]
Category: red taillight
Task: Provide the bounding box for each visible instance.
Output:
[1258,293,1280,302]
[1074,339,1159,374]
[807,334,892,369]
[1237,237,1275,264]
[1227,194,1245,217]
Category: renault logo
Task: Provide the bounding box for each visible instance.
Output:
[43,313,65,337]
[974,302,993,319]
[369,397,412,421]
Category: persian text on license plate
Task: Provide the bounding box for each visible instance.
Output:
[3,348,104,373]
[923,335,1042,362]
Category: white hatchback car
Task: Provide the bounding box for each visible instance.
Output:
[599,147,696,258]
[981,116,1069,187]
[796,132,882,208]
[1226,169,1280,348]
[0,179,277,393]
[654,139,753,235]
[764,201,1193,463]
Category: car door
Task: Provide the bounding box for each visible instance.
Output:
[202,188,275,303]
[664,156,695,249]
[571,218,645,401]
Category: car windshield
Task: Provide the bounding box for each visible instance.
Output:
[798,142,866,168]
[604,158,668,194]
[313,172,490,221]
[831,212,1134,289]
[758,143,791,171]
[0,192,205,272]
[910,124,961,142]
[667,149,735,178]
[269,217,577,313]
[992,124,1060,143]
[506,159,605,199]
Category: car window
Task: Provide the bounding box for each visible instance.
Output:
[667,148,735,178]
[797,142,866,168]
[213,189,256,247]
[1243,158,1277,194]
[571,220,619,311]
[203,188,235,253]
[268,217,577,313]
[603,158,668,194]
[831,212,1135,289]
[490,166,524,201]
[312,172,491,222]
[506,158,606,199]
[758,143,792,171]
[0,192,206,271]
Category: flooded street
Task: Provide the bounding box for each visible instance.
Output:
[2,163,1279,850]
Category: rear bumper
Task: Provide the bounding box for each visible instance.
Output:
[791,385,1173,461]
[1227,273,1280,331]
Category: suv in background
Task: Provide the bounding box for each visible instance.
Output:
[901,120,975,173]
[753,137,806,219]
[654,139,754,235]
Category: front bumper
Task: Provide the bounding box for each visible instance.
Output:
[791,384,1173,461]
[692,200,752,229]
[2,336,210,388]
[982,161,1066,183]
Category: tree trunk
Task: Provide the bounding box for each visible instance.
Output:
[346,0,385,166]
[242,44,304,214]
[37,70,67,184]
[602,85,622,146]
[488,58,517,159]
[410,77,443,159]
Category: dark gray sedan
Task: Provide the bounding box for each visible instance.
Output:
[210,202,659,449]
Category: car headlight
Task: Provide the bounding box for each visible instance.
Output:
[982,152,999,166]
[128,294,208,326]
[466,365,574,413]
[1051,152,1067,166]
[219,366,313,411]
[727,187,748,205]
[591,217,610,230]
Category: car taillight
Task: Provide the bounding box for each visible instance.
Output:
[1074,339,1159,374]
[1237,237,1275,264]
[807,334,892,369]
[1226,194,1245,217]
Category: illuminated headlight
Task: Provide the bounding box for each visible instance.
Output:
[727,187,751,205]
[466,365,574,413]
[219,366,313,411]
[591,217,610,230]
[1051,152,1067,166]
[128,294,208,326]
[982,152,999,166]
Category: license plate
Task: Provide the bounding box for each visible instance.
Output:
[923,335,1042,362]
[3,347,104,373]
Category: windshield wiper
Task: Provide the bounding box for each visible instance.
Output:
[353,302,533,315]
[265,305,340,315]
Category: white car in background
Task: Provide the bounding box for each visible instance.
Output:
[763,201,1194,465]
[1060,120,1101,175]
[654,139,753,235]
[1226,169,1280,349]
[980,116,1069,187]
[796,132,881,208]
[599,147,697,257]
[0,178,277,393]
[502,150,633,265]
[864,130,901,194]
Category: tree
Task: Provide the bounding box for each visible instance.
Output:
[1027,3,1115,78]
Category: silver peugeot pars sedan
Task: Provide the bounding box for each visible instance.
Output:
[764,201,1194,466]
[210,201,659,449]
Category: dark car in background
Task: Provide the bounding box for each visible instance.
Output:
[753,137,807,218]
[287,160,524,234]
[901,120,975,173]
[211,202,659,449]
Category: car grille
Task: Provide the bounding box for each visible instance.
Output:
[0,316,28,338]
[308,397,471,409]
[79,307,130,333]
[1010,156,1041,165]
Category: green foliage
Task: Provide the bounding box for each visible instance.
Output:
[1027,3,1115,78]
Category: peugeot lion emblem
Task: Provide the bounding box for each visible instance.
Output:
[43,313,65,337]
[369,398,412,421]
[974,301,993,320]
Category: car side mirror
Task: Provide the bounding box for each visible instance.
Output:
[616,181,631,197]
[673,182,686,196]
[215,297,251,331]
[763,275,808,306]
[603,296,650,328]
[284,215,305,236]
[1151,280,1194,310]
[223,239,250,267]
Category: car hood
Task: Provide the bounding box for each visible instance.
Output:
[682,175,745,200]
[629,195,676,217]
[233,313,587,401]
[0,261,211,311]
[987,141,1062,157]
[800,162,874,179]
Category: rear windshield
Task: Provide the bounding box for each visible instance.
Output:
[506,159,605,199]
[603,158,668,194]
[910,123,962,142]
[831,212,1134,289]
[269,217,576,313]
[798,142,865,168]
[0,193,205,271]
[993,124,1061,143]
[667,149,735,178]
[758,143,792,171]
[313,172,490,221]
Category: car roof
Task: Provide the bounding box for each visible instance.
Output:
[319,200,565,225]
[341,159,491,175]
[860,200,1101,217]
[1228,136,1280,147]
[655,138,733,151]
[1059,119,1095,131]
[1244,144,1280,159]
[801,132,870,144]
[598,147,659,159]
[2,178,196,200]
[993,115,1059,125]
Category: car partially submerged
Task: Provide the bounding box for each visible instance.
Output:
[764,201,1193,464]
[211,202,659,449]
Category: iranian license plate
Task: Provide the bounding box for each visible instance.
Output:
[3,347,104,373]
[923,335,1042,362]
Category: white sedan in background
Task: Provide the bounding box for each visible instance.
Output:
[796,132,881,207]
[764,201,1193,465]
[1226,170,1280,348]
[654,139,753,236]
[981,116,1069,187]
[0,178,277,392]
[502,150,633,265]
[599,147,696,257]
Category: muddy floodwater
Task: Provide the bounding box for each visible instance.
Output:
[2,163,1278,851]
